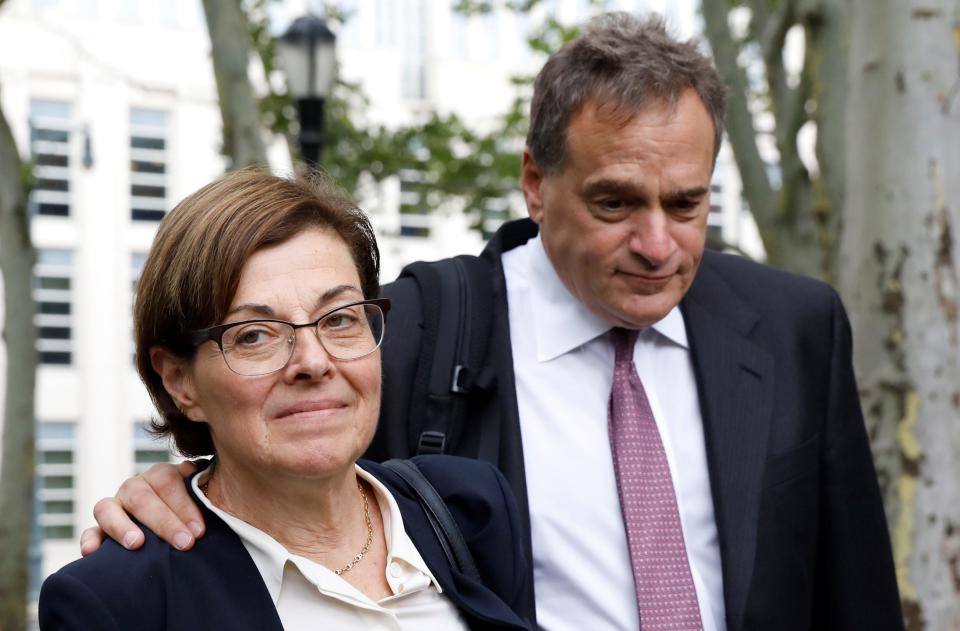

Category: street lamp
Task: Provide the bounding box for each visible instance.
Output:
[277,14,337,166]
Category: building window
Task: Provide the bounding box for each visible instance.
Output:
[133,422,175,474]
[398,169,431,238]
[28,100,72,217]
[36,422,76,540]
[400,0,427,100]
[130,108,168,221]
[130,252,147,363]
[709,181,723,215]
[34,249,73,365]
[131,251,147,293]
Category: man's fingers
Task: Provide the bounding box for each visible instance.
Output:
[91,498,145,551]
[140,462,206,538]
[109,467,199,551]
[79,526,109,556]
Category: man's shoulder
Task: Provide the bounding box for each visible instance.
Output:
[698,249,839,307]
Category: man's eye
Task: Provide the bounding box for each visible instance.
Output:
[598,198,625,212]
[668,199,702,216]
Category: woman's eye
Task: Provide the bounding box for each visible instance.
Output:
[236,329,271,345]
[323,311,360,331]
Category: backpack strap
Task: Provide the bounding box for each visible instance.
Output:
[400,255,496,456]
[381,459,482,582]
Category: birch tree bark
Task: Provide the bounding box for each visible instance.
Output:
[0,56,38,631]
[201,0,268,169]
[839,1,960,628]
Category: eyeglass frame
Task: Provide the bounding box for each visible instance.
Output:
[188,298,391,375]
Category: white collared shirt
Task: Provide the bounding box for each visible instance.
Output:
[192,466,468,631]
[501,235,725,631]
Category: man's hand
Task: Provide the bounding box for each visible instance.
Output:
[80,460,205,556]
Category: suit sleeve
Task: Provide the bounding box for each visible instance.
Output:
[814,290,903,629]
[39,571,122,631]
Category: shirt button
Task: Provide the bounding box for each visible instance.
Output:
[396,582,405,593]
[389,561,402,578]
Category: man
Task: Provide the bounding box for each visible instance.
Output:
[85,13,902,630]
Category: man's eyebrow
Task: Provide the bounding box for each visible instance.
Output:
[663,186,710,201]
[225,285,362,319]
[581,179,646,198]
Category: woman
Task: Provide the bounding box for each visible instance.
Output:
[39,168,532,630]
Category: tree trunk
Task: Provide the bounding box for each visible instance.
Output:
[0,95,38,631]
[701,0,826,278]
[802,0,849,285]
[840,1,960,628]
[201,0,268,169]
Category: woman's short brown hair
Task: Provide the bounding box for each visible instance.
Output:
[135,167,380,457]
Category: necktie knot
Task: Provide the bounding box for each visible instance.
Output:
[611,327,640,365]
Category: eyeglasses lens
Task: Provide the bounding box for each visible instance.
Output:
[220,303,384,376]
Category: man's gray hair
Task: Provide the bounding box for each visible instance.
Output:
[527,12,727,173]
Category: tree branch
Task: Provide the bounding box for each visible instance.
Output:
[701,0,777,228]
[201,0,268,169]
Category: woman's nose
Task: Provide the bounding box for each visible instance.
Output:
[281,327,334,381]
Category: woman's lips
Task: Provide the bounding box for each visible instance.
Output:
[272,400,348,421]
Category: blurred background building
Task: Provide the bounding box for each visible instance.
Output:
[0,0,762,610]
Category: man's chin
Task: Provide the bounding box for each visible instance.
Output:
[609,292,682,329]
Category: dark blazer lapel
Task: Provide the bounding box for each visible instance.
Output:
[382,477,530,629]
[176,482,286,630]
[681,253,774,631]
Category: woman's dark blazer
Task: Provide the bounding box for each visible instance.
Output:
[39,456,534,630]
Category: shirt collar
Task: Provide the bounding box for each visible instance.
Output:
[529,234,688,361]
[191,464,443,606]
[356,466,444,593]
[192,471,289,605]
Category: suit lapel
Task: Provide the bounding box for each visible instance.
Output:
[682,254,774,631]
[370,465,530,629]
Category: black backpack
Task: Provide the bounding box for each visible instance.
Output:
[367,219,538,472]
[395,255,499,457]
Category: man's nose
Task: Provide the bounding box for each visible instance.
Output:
[627,209,676,267]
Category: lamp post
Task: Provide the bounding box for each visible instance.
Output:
[277,14,337,166]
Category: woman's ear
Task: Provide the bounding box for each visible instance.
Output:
[150,347,205,422]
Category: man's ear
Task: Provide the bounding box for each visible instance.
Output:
[150,347,205,422]
[521,148,546,224]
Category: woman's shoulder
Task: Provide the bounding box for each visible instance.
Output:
[40,511,282,630]
[39,529,173,629]
[365,455,510,502]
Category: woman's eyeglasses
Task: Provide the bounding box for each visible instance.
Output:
[190,299,391,376]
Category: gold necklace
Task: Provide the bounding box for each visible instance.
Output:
[199,469,373,576]
[335,481,374,575]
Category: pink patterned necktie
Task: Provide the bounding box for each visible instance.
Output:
[608,327,703,631]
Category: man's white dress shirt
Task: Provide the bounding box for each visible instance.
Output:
[192,466,467,631]
[501,235,726,631]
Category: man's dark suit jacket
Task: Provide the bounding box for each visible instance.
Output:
[39,457,534,631]
[372,218,904,630]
